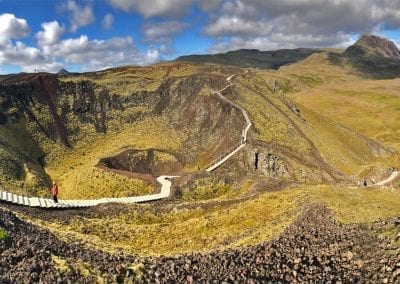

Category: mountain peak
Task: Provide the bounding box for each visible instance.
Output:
[57,68,70,75]
[345,34,400,59]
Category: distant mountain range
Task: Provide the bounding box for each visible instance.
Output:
[174,34,400,78]
[57,69,70,75]
[175,48,322,69]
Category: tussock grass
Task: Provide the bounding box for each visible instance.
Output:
[309,185,400,224]
[235,76,311,154]
[61,63,199,96]
[45,116,184,199]
[182,177,233,201]
[0,228,8,242]
[29,185,400,256]
[288,74,400,150]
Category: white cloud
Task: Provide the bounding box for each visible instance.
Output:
[36,20,161,71]
[106,0,192,17]
[204,16,272,37]
[102,13,114,30]
[0,41,64,73]
[203,0,400,52]
[209,33,355,54]
[143,21,189,43]
[0,16,162,74]
[61,0,94,32]
[36,21,65,46]
[0,13,30,45]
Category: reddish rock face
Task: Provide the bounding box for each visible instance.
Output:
[0,74,70,147]
[28,74,70,147]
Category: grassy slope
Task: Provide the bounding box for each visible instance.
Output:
[227,53,391,177]
[30,185,400,256]
[287,57,400,174]
[45,116,184,199]
[257,53,399,175]
[0,64,227,199]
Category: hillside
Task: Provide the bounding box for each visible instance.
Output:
[0,35,399,282]
[175,48,322,69]
[344,34,400,59]
[331,34,400,78]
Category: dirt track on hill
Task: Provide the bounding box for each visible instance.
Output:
[0,204,399,282]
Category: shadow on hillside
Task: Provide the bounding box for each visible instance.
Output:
[328,52,400,79]
[176,49,323,70]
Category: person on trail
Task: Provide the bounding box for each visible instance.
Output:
[363,178,368,188]
[371,176,376,184]
[51,182,59,203]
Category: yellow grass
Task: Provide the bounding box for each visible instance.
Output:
[45,116,184,199]
[27,184,400,256]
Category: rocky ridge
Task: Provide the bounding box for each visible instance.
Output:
[344,34,400,59]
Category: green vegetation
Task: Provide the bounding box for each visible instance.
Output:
[176,48,322,70]
[182,177,233,201]
[44,116,183,199]
[0,228,8,242]
[30,185,400,256]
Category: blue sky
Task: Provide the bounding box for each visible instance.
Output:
[1,0,400,74]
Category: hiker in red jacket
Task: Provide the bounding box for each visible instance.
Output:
[51,181,59,203]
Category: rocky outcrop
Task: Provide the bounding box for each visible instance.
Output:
[251,150,289,178]
[0,74,70,147]
[345,34,400,59]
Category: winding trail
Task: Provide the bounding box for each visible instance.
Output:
[373,171,399,186]
[206,74,252,172]
[348,170,399,189]
[0,72,250,209]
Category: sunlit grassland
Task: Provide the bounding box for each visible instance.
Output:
[28,185,400,256]
[288,78,400,171]
[246,52,399,173]
[234,71,382,175]
[296,106,383,175]
[60,63,201,95]
[234,76,311,154]
[290,80,400,149]
[44,116,185,199]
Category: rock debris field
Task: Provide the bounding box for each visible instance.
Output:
[0,204,399,283]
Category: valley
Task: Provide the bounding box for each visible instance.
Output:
[0,35,399,282]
